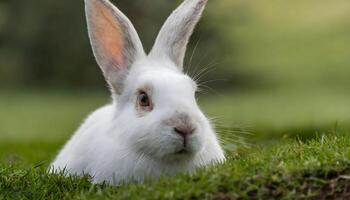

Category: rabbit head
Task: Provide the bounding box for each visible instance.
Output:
[85,0,223,164]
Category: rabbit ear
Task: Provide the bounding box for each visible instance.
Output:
[150,0,208,70]
[85,0,145,94]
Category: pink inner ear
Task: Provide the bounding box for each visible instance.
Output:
[90,0,125,69]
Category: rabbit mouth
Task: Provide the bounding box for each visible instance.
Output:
[175,148,188,155]
[174,146,196,155]
[171,137,201,156]
[159,145,198,163]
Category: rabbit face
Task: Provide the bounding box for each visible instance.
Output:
[113,60,210,163]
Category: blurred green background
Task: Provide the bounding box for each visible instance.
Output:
[0,0,350,164]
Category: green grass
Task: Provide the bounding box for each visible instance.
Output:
[0,90,108,142]
[1,134,350,199]
[0,91,350,199]
[201,87,350,141]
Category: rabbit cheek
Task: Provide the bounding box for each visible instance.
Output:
[185,136,202,153]
[135,104,149,117]
[157,132,182,156]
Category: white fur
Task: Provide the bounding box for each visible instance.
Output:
[50,0,225,185]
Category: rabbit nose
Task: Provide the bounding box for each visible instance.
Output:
[174,126,194,139]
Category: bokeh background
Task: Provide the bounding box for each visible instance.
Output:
[0,0,349,164]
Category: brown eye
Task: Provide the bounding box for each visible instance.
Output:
[138,91,152,110]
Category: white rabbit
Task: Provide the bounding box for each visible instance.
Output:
[50,0,225,185]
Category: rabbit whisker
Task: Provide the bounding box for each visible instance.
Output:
[186,36,202,76]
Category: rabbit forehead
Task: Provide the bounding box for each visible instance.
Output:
[135,68,196,95]
[127,58,197,93]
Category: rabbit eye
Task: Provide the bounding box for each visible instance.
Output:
[137,91,152,111]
